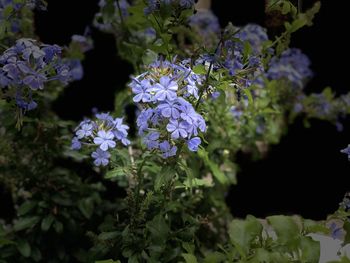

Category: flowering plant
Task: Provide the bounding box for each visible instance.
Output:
[1,0,350,262]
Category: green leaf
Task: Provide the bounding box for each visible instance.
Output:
[267,215,300,245]
[249,248,272,263]
[52,195,73,206]
[182,253,198,263]
[304,2,321,26]
[114,91,130,116]
[17,239,31,257]
[146,214,169,245]
[78,198,94,219]
[105,167,126,179]
[300,236,320,263]
[182,178,213,188]
[3,5,13,18]
[343,220,350,245]
[243,41,252,58]
[229,215,263,258]
[31,246,42,261]
[303,219,330,235]
[41,214,55,231]
[203,252,226,263]
[53,221,63,233]
[198,148,228,185]
[13,216,40,232]
[154,166,174,192]
[289,18,307,33]
[193,64,207,75]
[142,49,158,65]
[0,238,16,246]
[282,2,290,15]
[98,231,120,241]
[182,242,195,254]
[17,201,37,216]
[95,260,121,263]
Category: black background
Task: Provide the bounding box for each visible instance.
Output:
[32,0,350,220]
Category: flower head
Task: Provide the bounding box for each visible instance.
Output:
[72,112,130,166]
[151,76,178,101]
[94,130,116,151]
[91,148,111,166]
[129,59,207,156]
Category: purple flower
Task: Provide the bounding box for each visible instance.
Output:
[76,123,93,139]
[22,44,45,61]
[136,108,154,134]
[179,0,194,8]
[0,69,11,87]
[230,106,243,119]
[236,24,269,54]
[179,102,197,124]
[72,112,130,167]
[329,222,342,240]
[41,44,62,63]
[113,117,129,135]
[113,117,130,145]
[71,34,93,52]
[211,91,221,100]
[187,137,201,151]
[54,63,73,83]
[91,148,111,166]
[3,63,21,81]
[71,137,82,150]
[189,10,220,37]
[159,140,177,158]
[15,91,37,111]
[143,0,161,15]
[267,48,313,88]
[293,103,303,113]
[167,119,188,139]
[185,77,199,98]
[67,59,83,81]
[151,76,178,101]
[157,100,180,119]
[127,59,207,157]
[143,131,160,150]
[96,112,114,122]
[131,79,152,103]
[94,130,116,151]
[22,72,47,90]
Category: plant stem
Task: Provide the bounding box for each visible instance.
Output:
[195,38,223,110]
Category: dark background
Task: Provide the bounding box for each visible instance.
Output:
[32,0,350,220]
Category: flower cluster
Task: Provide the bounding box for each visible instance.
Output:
[267,48,313,88]
[72,112,130,166]
[144,0,195,15]
[235,24,269,54]
[130,59,206,158]
[0,38,80,110]
[197,24,268,84]
[189,9,220,39]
